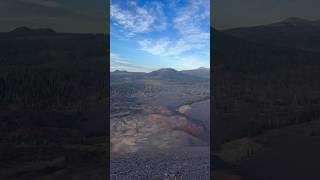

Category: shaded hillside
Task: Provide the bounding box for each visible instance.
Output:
[181,67,210,78]
[213,27,320,72]
[223,17,320,52]
[0,27,108,109]
[0,27,108,179]
[147,68,207,83]
[0,27,106,66]
[111,68,208,88]
[212,27,320,146]
[10,26,57,34]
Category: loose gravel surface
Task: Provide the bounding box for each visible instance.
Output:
[110,147,210,180]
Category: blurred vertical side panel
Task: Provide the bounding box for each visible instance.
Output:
[0,0,109,179]
[213,0,320,180]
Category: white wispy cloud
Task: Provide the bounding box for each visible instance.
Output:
[174,0,210,36]
[138,0,210,57]
[111,0,210,70]
[138,38,174,56]
[110,53,155,72]
[138,38,192,56]
[110,1,167,36]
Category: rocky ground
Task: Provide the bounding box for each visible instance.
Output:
[110,69,211,179]
[110,104,209,155]
[111,147,210,180]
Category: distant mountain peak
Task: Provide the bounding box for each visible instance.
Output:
[148,68,181,79]
[180,67,210,79]
[269,17,320,27]
[10,27,56,34]
[223,16,320,52]
[151,68,178,73]
[113,70,128,73]
[281,17,310,24]
[197,67,209,70]
[261,17,320,28]
[159,68,177,71]
[10,26,32,33]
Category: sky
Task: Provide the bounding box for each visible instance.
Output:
[110,0,210,72]
[0,0,107,33]
[214,0,320,30]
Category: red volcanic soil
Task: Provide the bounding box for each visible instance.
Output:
[110,105,208,155]
[146,113,203,137]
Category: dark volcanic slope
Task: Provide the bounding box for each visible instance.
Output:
[0,27,106,66]
[110,68,210,179]
[110,69,210,154]
[0,27,107,107]
[239,121,320,180]
[0,28,108,179]
[181,67,210,79]
[213,27,320,70]
[213,27,320,146]
[147,68,207,83]
[223,17,320,52]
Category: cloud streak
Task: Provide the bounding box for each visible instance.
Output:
[111,0,210,71]
[138,0,210,57]
[110,53,155,72]
[111,2,167,36]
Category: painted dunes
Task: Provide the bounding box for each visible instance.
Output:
[110,105,208,155]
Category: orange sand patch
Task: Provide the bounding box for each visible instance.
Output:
[147,114,203,137]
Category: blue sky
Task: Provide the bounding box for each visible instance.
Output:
[110,0,210,72]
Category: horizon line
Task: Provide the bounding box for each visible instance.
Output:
[214,16,320,31]
[1,26,108,35]
[110,67,211,73]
